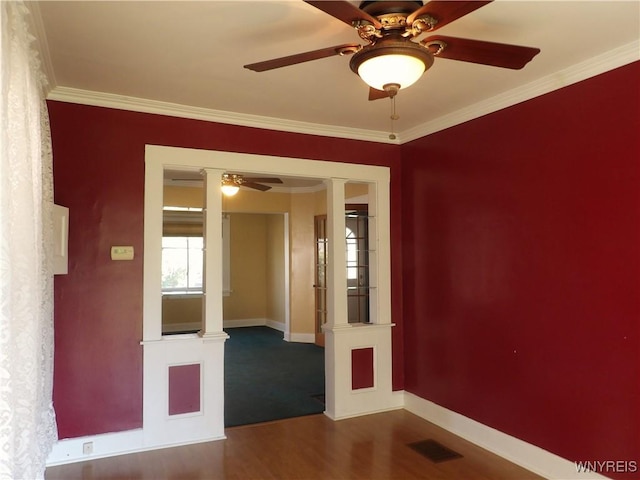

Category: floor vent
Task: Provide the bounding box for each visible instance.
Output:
[408,439,463,463]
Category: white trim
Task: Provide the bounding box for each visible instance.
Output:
[46,86,396,144]
[145,146,393,437]
[401,40,640,143]
[282,212,291,338]
[403,392,609,480]
[223,318,268,329]
[223,321,314,343]
[46,429,225,466]
[266,319,286,333]
[44,41,638,146]
[286,332,315,344]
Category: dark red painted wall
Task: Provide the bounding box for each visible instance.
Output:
[49,102,404,438]
[401,62,639,477]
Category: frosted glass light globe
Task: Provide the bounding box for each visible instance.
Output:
[357,54,426,91]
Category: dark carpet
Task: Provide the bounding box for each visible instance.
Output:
[224,326,325,427]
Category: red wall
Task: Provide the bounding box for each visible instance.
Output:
[49,103,404,438]
[401,62,639,476]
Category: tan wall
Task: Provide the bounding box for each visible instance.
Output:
[223,213,268,320]
[266,214,285,326]
[223,189,290,213]
[164,185,203,208]
[161,184,329,337]
[162,295,201,330]
[313,183,365,216]
[346,182,369,201]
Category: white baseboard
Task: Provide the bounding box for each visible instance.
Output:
[223,318,267,329]
[47,429,225,466]
[403,392,609,480]
[266,319,286,332]
[286,332,315,343]
[224,319,316,344]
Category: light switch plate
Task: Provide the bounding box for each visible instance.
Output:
[111,246,134,260]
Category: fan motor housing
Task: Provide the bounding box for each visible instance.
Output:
[349,36,435,76]
[359,1,423,16]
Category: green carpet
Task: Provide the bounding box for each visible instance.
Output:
[224,326,325,427]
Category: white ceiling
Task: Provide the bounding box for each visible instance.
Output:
[33,1,639,144]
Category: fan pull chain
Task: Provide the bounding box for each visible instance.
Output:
[389,95,399,140]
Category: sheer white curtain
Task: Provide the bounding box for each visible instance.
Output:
[0,2,58,479]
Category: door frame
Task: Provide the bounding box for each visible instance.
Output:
[314,214,327,347]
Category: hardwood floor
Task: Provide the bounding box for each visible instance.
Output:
[46,410,544,480]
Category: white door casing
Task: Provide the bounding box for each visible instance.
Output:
[142,145,396,450]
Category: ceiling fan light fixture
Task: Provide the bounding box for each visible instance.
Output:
[221,175,240,196]
[350,40,434,91]
[358,54,424,90]
[221,184,239,196]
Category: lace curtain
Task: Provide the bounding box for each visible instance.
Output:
[0,2,58,479]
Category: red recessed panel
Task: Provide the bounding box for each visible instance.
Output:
[168,363,201,415]
[352,347,375,390]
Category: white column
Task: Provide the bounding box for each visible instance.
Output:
[141,161,227,454]
[142,158,164,341]
[325,177,348,329]
[200,168,226,337]
[323,178,348,419]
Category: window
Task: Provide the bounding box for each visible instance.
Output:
[162,236,203,293]
[162,207,204,295]
[161,207,231,295]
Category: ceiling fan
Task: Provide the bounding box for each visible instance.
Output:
[244,1,540,100]
[221,173,283,193]
[171,173,284,195]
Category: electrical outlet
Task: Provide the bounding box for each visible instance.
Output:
[82,442,93,455]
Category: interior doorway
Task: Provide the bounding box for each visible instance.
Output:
[143,147,394,446]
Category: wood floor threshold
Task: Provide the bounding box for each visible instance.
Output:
[46,410,545,480]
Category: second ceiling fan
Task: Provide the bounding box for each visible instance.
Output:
[244,1,540,100]
[222,173,283,192]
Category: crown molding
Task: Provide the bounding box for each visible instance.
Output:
[46,87,398,145]
[400,40,640,144]
[45,41,637,146]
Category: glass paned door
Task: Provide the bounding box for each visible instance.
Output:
[314,215,327,346]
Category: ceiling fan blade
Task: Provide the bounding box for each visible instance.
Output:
[242,182,272,192]
[422,35,540,69]
[407,1,493,30]
[304,1,382,29]
[244,43,361,72]
[242,177,283,184]
[368,87,390,101]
